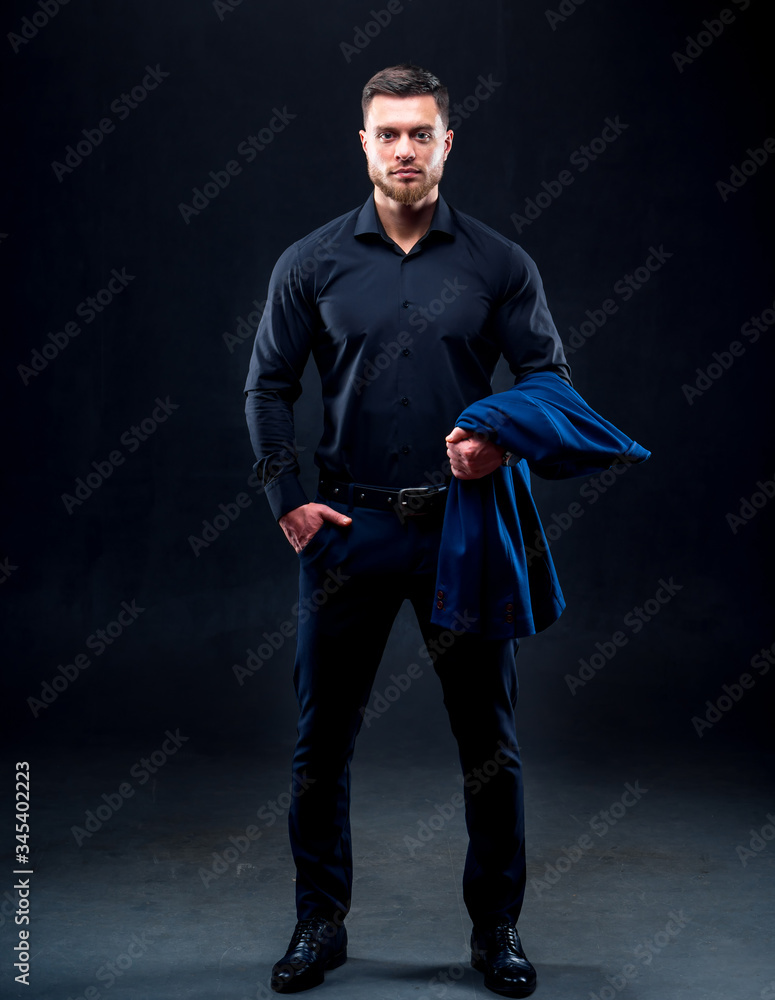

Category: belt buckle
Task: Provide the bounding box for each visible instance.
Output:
[396,485,446,516]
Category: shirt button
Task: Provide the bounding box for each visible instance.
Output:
[401,445,410,454]
[402,348,411,356]
[402,300,410,308]
[401,397,410,406]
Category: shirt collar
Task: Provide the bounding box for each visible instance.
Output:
[354,191,455,245]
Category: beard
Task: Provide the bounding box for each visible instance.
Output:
[368,159,445,205]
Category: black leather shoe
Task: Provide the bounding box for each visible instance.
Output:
[470,922,537,998]
[270,914,347,993]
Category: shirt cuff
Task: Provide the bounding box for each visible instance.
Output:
[264,474,309,521]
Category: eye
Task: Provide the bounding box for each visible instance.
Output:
[378,131,395,140]
[415,132,432,141]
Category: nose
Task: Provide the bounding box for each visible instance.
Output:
[395,133,415,160]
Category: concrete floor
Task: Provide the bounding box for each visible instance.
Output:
[2,737,773,999]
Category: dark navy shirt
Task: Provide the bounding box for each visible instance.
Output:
[244,192,571,520]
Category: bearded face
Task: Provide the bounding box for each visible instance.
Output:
[360,94,451,206]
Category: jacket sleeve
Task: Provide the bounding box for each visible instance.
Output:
[492,244,572,386]
[455,372,651,478]
[244,243,318,520]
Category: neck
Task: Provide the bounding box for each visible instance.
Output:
[373,187,439,241]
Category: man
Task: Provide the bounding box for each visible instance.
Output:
[245,64,573,998]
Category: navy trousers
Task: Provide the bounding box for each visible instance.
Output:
[289,490,526,929]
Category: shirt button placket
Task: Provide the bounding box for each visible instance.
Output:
[397,263,412,467]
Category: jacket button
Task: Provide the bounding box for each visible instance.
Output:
[506,602,513,612]
[505,614,513,623]
[436,601,444,610]
[437,590,444,599]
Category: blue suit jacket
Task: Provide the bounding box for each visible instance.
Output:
[431,371,651,638]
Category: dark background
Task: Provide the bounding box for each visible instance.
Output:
[2,0,773,764]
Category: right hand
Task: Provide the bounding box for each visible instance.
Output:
[278,502,352,554]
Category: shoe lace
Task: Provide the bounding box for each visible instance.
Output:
[490,923,521,954]
[291,916,331,950]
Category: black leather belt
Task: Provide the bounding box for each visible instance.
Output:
[319,477,448,516]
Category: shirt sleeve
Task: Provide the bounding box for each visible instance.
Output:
[244,242,318,521]
[493,244,572,386]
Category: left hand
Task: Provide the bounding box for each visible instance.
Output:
[445,426,504,480]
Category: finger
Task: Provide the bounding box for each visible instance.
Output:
[445,426,469,444]
[320,506,352,526]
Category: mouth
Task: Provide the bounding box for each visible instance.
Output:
[392,168,421,178]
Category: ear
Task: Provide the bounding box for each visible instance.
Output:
[359,129,368,156]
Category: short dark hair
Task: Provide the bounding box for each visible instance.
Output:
[361,64,449,129]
